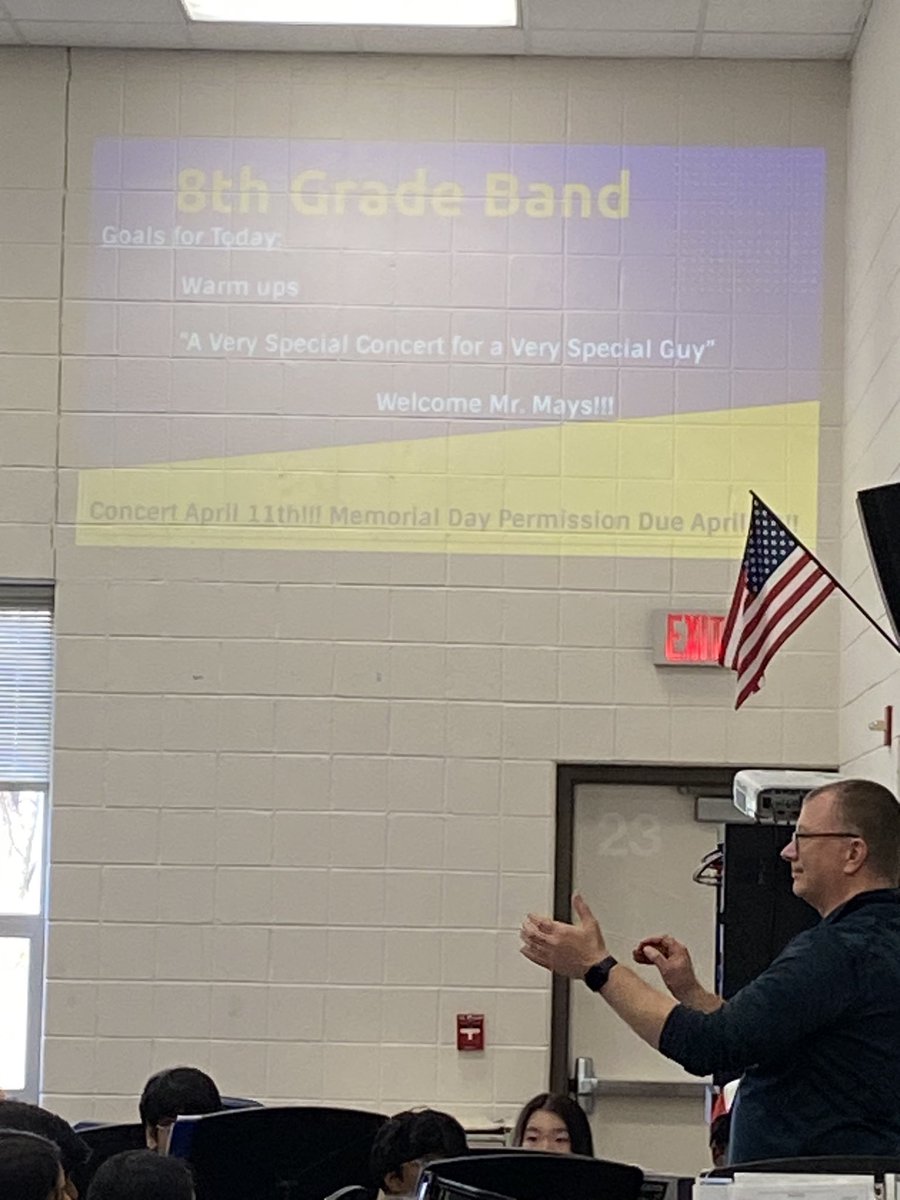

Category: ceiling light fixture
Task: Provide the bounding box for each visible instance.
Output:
[181,0,518,26]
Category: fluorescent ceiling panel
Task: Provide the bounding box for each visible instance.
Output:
[182,0,518,25]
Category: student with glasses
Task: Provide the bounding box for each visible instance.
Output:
[370,1109,468,1199]
[520,778,900,1165]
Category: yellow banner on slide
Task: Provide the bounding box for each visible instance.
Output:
[76,401,820,559]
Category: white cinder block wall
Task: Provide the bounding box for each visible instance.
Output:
[0,48,849,1125]
[843,0,900,786]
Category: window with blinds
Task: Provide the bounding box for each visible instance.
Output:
[0,588,53,1100]
[0,604,54,785]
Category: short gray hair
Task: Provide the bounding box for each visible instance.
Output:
[806,778,900,883]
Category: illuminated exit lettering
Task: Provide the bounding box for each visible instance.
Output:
[665,612,726,664]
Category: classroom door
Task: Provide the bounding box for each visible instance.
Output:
[568,783,718,1177]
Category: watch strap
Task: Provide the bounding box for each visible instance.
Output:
[584,955,618,992]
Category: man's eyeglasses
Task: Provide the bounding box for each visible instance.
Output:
[789,830,860,843]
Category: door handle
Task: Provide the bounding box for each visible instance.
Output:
[574,1055,600,1114]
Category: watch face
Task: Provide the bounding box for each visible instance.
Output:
[585,957,616,991]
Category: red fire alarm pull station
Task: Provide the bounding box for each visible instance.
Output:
[456,1013,485,1051]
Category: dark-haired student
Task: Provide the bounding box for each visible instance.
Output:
[139,1067,221,1154]
[0,1129,67,1200]
[511,1093,593,1156]
[0,1101,89,1198]
[86,1150,194,1200]
[370,1109,468,1198]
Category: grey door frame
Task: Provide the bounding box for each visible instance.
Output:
[549,760,833,1093]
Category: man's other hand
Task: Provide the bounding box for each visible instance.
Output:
[520,893,607,978]
[633,934,700,1000]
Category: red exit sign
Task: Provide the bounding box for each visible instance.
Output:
[652,611,726,667]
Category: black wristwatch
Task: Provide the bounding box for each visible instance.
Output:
[584,955,618,992]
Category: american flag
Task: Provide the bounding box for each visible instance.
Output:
[719,496,836,709]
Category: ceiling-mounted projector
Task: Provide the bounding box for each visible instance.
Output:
[733,770,841,822]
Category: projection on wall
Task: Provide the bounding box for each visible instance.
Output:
[76,139,825,558]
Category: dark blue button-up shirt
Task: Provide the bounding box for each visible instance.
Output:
[658,889,900,1163]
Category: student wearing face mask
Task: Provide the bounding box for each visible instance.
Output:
[511,1094,594,1157]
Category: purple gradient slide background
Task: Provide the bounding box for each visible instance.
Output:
[83,140,825,466]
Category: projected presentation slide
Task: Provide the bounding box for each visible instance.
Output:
[75,138,825,558]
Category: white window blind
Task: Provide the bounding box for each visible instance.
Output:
[0,606,54,784]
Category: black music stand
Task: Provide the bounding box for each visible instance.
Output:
[71,1122,146,1193]
[168,1105,387,1200]
[420,1151,644,1200]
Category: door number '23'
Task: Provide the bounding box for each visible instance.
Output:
[595,812,662,857]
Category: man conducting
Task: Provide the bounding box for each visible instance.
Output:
[520,778,900,1163]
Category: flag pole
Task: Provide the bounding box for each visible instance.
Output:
[750,491,900,655]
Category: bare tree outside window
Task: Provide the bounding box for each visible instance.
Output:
[0,791,43,915]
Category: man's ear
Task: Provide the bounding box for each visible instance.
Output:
[383,1171,404,1195]
[145,1125,157,1150]
[846,838,869,874]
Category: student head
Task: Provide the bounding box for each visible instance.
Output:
[511,1094,594,1157]
[782,779,900,915]
[370,1109,468,1196]
[139,1068,221,1154]
[0,1129,67,1200]
[86,1150,194,1200]
[0,1101,89,1198]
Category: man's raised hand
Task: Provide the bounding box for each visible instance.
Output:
[520,893,607,978]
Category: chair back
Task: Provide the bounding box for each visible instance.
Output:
[168,1104,387,1200]
[420,1151,644,1200]
[71,1122,146,1193]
